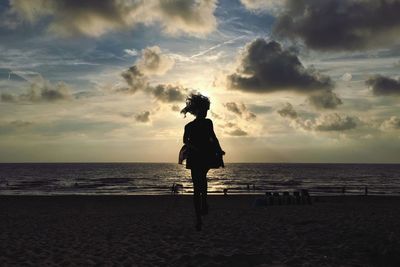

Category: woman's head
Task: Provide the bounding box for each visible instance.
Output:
[180,93,210,118]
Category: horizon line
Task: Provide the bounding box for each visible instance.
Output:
[0,162,400,165]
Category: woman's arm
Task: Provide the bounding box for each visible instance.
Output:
[183,125,189,144]
[209,120,225,155]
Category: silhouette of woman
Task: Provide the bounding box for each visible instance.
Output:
[180,93,225,231]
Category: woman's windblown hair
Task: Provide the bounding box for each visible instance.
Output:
[180,93,210,117]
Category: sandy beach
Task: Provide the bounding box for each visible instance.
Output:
[1,195,400,266]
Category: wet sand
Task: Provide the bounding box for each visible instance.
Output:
[1,195,400,266]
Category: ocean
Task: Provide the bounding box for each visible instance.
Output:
[0,163,399,195]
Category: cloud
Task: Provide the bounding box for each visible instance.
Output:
[25,80,71,102]
[156,0,217,35]
[120,66,148,94]
[246,112,257,121]
[210,111,222,119]
[135,111,151,123]
[341,73,353,82]
[278,103,357,132]
[277,103,298,119]
[10,0,217,37]
[137,46,175,76]
[225,102,256,121]
[171,105,181,112]
[226,128,248,136]
[227,39,333,93]
[151,84,186,103]
[227,39,342,109]
[1,77,72,103]
[119,112,135,118]
[0,120,33,135]
[225,102,242,115]
[248,104,273,114]
[0,93,17,103]
[240,0,286,13]
[308,90,342,110]
[190,35,244,59]
[120,63,187,103]
[366,75,400,96]
[315,113,357,132]
[380,116,400,131]
[223,122,237,128]
[273,0,400,51]
[211,112,252,137]
[119,45,186,102]
[124,49,138,57]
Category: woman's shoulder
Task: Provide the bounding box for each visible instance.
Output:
[205,118,213,125]
[186,118,212,128]
[185,120,195,129]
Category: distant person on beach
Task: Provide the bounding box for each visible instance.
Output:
[180,93,225,231]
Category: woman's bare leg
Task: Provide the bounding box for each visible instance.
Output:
[191,169,202,230]
[200,168,209,214]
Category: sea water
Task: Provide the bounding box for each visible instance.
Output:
[1,163,399,195]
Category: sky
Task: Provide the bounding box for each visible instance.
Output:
[0,0,400,163]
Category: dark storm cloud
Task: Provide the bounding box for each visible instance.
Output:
[227,39,333,93]
[135,111,151,123]
[315,113,357,132]
[273,0,400,51]
[277,103,298,119]
[366,75,400,96]
[227,39,342,110]
[10,0,217,37]
[225,102,256,121]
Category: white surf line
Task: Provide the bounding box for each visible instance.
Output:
[190,35,246,59]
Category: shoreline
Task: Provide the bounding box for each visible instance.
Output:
[1,193,400,197]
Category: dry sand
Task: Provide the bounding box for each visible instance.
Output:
[1,195,400,266]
